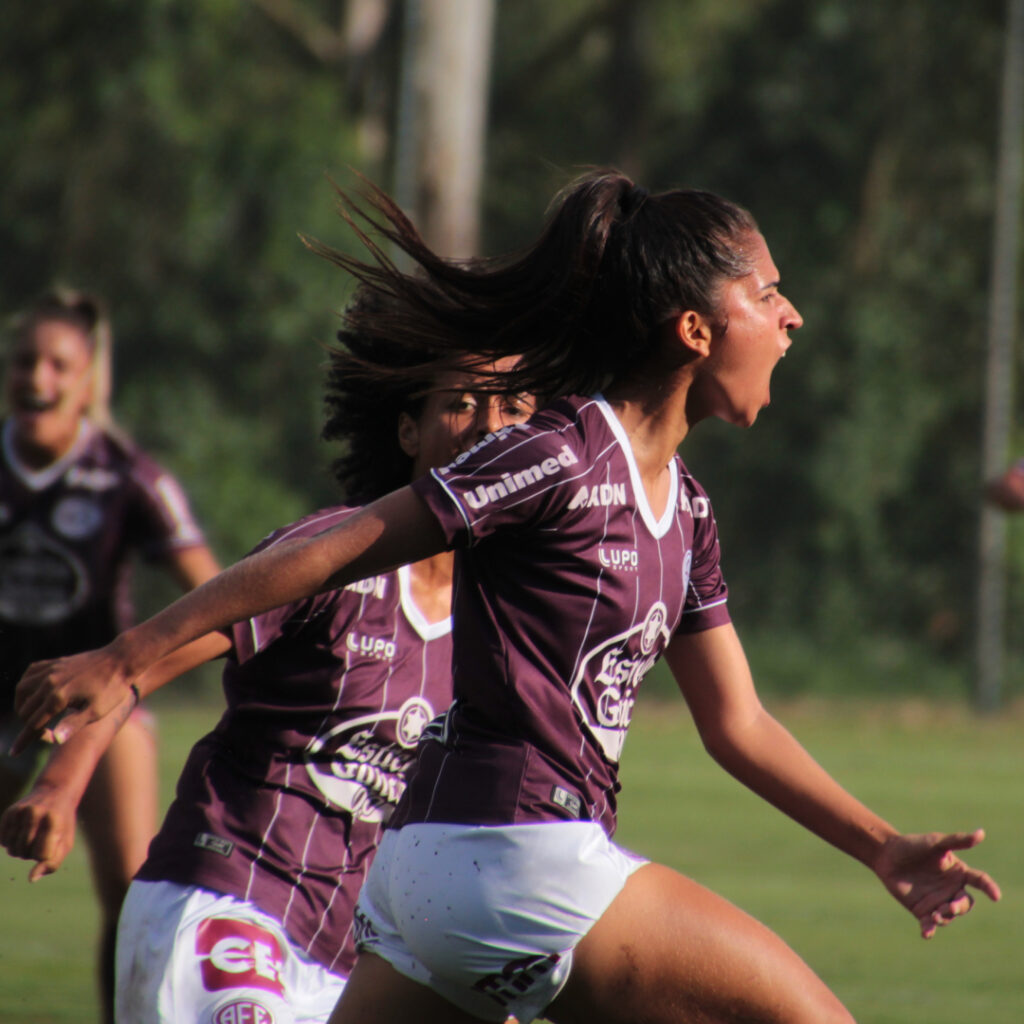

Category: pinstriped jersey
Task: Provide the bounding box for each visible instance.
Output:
[0,418,206,710]
[137,506,453,976]
[396,394,730,837]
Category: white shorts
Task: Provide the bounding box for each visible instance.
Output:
[354,822,647,1023]
[115,880,347,1024]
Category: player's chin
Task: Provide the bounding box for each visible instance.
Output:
[739,403,766,429]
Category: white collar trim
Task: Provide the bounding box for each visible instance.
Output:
[397,564,452,641]
[3,418,93,492]
[594,394,678,539]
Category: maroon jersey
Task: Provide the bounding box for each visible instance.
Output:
[0,418,206,711]
[396,395,730,836]
[137,507,453,976]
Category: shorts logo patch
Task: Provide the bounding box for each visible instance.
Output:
[551,786,582,818]
[352,906,379,950]
[212,1000,276,1024]
[473,952,561,1008]
[195,831,234,856]
[196,918,285,997]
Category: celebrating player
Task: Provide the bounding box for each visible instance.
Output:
[0,288,220,1022]
[15,175,1001,1024]
[2,304,536,1023]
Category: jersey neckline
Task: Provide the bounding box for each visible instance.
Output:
[2,417,94,492]
[592,395,679,539]
[397,563,453,641]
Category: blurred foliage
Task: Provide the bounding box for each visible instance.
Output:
[1,0,1020,694]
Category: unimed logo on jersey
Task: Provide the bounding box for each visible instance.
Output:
[196,918,285,997]
[461,444,579,510]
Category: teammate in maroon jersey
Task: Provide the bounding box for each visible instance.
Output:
[0,288,220,1022]
[16,176,1001,1024]
[2,306,536,1022]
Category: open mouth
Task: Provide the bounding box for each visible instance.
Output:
[13,394,58,413]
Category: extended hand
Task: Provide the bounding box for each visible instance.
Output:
[874,829,1001,939]
[13,646,133,752]
[0,783,76,882]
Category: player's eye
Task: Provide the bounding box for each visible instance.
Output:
[448,393,477,414]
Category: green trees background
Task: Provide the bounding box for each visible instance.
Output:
[3,0,1020,697]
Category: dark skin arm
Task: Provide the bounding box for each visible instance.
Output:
[0,695,135,880]
[15,488,445,746]
[1,631,232,876]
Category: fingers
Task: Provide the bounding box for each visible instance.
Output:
[48,707,92,746]
[963,865,1002,902]
[28,859,57,883]
[14,662,68,724]
[0,805,47,861]
[930,828,985,855]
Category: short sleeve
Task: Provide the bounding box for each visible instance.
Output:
[675,482,730,635]
[127,452,207,558]
[411,422,586,548]
[229,508,358,664]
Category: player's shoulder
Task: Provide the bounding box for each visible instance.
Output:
[87,427,169,483]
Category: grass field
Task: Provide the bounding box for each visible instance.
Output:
[1,695,1020,1023]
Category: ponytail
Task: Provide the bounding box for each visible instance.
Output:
[313,169,758,404]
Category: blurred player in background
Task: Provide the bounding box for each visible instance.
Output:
[0,288,220,1022]
[15,178,1002,1024]
[2,298,536,1023]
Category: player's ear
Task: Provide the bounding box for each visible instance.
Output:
[397,411,420,458]
[672,311,714,359]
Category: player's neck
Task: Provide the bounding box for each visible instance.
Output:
[7,417,86,471]
[408,551,454,625]
[605,369,693,474]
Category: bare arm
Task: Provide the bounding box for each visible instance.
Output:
[163,543,222,590]
[15,487,445,738]
[665,623,1000,937]
[0,693,136,880]
[23,631,234,748]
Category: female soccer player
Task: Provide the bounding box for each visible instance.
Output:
[0,288,220,1022]
[2,311,536,1023]
[15,174,1001,1024]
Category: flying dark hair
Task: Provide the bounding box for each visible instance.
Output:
[307,169,759,403]
[322,289,441,504]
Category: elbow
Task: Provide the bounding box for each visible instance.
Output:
[695,703,767,771]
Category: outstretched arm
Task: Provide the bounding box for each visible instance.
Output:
[664,624,1001,938]
[1,626,233,872]
[15,488,445,741]
[26,630,233,748]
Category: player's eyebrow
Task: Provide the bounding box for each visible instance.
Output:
[759,279,780,292]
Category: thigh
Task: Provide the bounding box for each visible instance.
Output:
[329,952,486,1024]
[547,863,855,1024]
[79,712,159,911]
